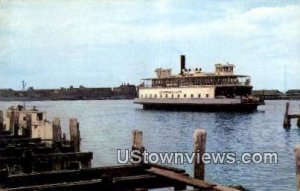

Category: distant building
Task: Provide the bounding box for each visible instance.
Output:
[112,84,137,99]
[252,89,284,100]
[286,89,300,99]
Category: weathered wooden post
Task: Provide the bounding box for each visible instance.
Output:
[8,110,20,136]
[25,113,32,137]
[0,110,3,131]
[9,110,14,133]
[69,118,80,152]
[21,149,34,173]
[297,105,300,128]
[194,129,207,180]
[81,159,92,169]
[131,130,144,164]
[52,118,62,142]
[283,102,291,128]
[62,133,67,144]
[131,131,149,191]
[295,145,300,191]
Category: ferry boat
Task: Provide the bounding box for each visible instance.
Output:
[134,55,263,112]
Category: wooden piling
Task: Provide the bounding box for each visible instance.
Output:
[25,113,32,137]
[69,118,80,152]
[193,129,207,180]
[62,133,67,144]
[131,130,144,164]
[295,145,300,191]
[283,102,291,128]
[0,111,3,131]
[52,118,62,142]
[9,110,14,133]
[81,158,92,169]
[21,150,34,173]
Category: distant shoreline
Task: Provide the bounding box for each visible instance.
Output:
[0,97,135,101]
[0,84,137,101]
[253,89,300,100]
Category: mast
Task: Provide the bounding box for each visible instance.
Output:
[22,80,27,109]
[284,65,287,93]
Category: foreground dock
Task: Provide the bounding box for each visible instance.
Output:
[0,106,243,190]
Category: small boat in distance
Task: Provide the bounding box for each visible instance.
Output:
[134,55,263,112]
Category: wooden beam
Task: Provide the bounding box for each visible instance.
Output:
[0,152,93,172]
[0,138,41,145]
[146,167,214,189]
[213,185,243,191]
[144,163,185,173]
[288,114,300,118]
[5,174,183,191]
[146,167,240,191]
[4,165,147,188]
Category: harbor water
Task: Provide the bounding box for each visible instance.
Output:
[0,100,299,191]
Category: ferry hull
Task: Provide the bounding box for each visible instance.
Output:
[134,98,261,112]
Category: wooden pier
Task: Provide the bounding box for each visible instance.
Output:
[283,102,300,128]
[0,129,242,191]
[0,106,244,190]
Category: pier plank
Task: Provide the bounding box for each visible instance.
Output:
[147,167,240,191]
[144,163,185,173]
[288,114,300,118]
[6,174,179,191]
[146,167,214,189]
[4,165,148,187]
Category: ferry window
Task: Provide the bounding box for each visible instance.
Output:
[171,94,174,98]
[154,94,157,98]
[150,94,152,98]
[165,94,168,98]
[184,94,186,98]
[191,94,193,98]
[177,94,180,98]
[206,94,209,98]
[198,94,201,98]
[160,94,162,98]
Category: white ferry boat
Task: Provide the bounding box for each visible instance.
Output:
[134,55,262,112]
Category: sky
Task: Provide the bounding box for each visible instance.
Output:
[0,0,299,91]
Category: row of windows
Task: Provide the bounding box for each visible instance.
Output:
[140,93,210,99]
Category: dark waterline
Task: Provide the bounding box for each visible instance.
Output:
[0,100,299,191]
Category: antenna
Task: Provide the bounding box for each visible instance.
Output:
[22,80,27,109]
[22,80,27,91]
[284,65,287,93]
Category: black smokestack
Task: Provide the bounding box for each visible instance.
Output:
[180,55,186,75]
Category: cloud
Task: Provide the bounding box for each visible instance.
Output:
[2,1,299,46]
[0,0,299,89]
